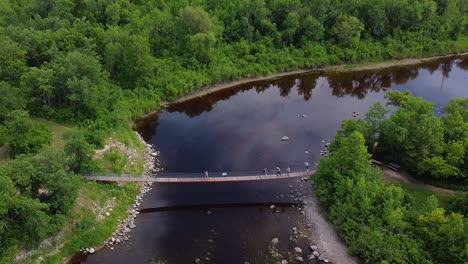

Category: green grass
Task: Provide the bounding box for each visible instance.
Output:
[96,148,128,174]
[454,36,468,52]
[33,118,73,149]
[392,182,456,210]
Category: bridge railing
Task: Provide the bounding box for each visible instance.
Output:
[82,168,311,179]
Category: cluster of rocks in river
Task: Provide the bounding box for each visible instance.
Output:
[269,180,330,263]
[82,132,161,254]
[320,140,331,157]
[271,233,329,263]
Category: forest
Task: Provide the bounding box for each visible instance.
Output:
[315,92,468,263]
[0,0,467,263]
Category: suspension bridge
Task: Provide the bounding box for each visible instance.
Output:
[84,170,315,183]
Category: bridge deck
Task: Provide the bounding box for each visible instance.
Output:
[85,171,314,183]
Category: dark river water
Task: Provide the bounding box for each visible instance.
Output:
[79,56,468,264]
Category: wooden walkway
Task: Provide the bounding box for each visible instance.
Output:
[85,171,314,183]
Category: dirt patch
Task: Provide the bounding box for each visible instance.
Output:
[0,144,9,161]
[382,168,457,194]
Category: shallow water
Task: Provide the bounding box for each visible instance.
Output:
[78,56,468,264]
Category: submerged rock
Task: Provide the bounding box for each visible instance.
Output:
[271,237,279,244]
[296,256,304,262]
[281,136,289,141]
[294,247,302,253]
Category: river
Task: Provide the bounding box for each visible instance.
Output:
[78,56,468,264]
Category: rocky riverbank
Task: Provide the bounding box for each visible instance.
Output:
[80,132,161,254]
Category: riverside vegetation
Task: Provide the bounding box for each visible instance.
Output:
[0,0,468,263]
[314,92,468,264]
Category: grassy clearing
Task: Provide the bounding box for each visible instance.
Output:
[112,125,145,150]
[454,36,468,51]
[93,127,146,176]
[96,148,129,174]
[391,182,456,210]
[33,118,73,149]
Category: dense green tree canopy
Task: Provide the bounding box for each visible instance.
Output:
[3,110,52,157]
[373,91,468,179]
[0,0,467,263]
[315,121,468,263]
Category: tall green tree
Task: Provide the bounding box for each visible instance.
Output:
[0,82,25,121]
[0,36,27,83]
[63,130,95,173]
[415,208,468,263]
[330,14,365,48]
[4,110,51,157]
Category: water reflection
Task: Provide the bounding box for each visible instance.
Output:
[162,56,466,120]
[458,57,468,70]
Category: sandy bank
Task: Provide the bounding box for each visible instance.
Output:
[304,187,358,264]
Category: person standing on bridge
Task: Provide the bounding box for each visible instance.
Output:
[263,168,268,175]
[286,166,291,176]
[205,170,209,178]
[305,162,310,172]
[276,167,281,176]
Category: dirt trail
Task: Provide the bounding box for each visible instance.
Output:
[382,168,457,194]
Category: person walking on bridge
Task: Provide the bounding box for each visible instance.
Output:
[286,166,291,176]
[276,167,281,176]
[305,162,310,172]
[263,168,268,175]
[205,170,209,178]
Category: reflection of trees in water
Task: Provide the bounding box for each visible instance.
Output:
[166,75,319,117]
[327,71,388,99]
[421,57,458,78]
[440,61,452,79]
[420,61,441,74]
[297,74,319,101]
[167,89,235,117]
[457,57,468,70]
[161,57,463,118]
[327,66,420,99]
[167,79,273,117]
[273,77,296,97]
[421,58,459,90]
[134,113,159,142]
[388,67,419,84]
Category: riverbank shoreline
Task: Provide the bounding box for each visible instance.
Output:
[304,186,358,264]
[156,52,468,108]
